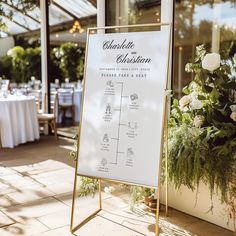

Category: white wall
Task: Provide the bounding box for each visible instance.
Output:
[0,37,14,56]
[160,182,235,231]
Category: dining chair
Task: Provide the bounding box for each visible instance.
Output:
[37,93,58,139]
[57,88,75,125]
[28,90,42,113]
[0,80,10,91]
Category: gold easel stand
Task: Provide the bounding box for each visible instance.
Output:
[70,175,163,235]
[70,172,102,233]
[70,22,172,236]
[70,105,170,235]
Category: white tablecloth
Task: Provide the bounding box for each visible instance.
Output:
[0,95,39,148]
[56,89,82,123]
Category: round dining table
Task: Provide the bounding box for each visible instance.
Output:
[0,95,39,148]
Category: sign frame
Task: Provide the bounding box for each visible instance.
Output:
[70,22,172,236]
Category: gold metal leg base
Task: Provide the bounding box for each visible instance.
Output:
[70,208,102,233]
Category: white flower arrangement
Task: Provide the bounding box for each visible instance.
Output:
[233,53,236,62]
[230,112,236,122]
[190,93,203,110]
[202,53,221,72]
[179,95,191,108]
[230,105,236,112]
[179,93,203,110]
[169,45,236,228]
[193,115,204,128]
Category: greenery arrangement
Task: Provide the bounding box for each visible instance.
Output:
[130,187,155,208]
[77,177,98,197]
[0,55,12,80]
[52,43,85,82]
[168,45,236,219]
[6,46,41,83]
[69,136,98,197]
[0,43,85,83]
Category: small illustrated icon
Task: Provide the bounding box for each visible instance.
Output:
[130,93,138,101]
[128,122,138,130]
[103,134,109,143]
[127,148,134,157]
[105,104,112,115]
[106,80,114,87]
[101,158,107,166]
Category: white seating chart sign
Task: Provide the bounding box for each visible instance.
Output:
[78,30,170,187]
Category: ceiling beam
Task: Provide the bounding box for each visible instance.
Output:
[52,1,78,20]
[2,1,40,24]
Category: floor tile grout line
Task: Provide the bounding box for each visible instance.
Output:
[98,215,146,236]
[99,208,156,225]
[52,195,73,207]
[34,217,51,231]
[0,209,17,227]
[0,195,69,218]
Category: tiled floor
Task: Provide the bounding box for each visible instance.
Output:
[0,136,234,236]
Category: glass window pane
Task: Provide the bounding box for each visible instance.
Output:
[105,0,161,32]
[1,4,40,31]
[1,16,27,35]
[0,0,96,37]
[173,1,236,98]
[49,4,73,25]
[54,0,96,18]
[26,7,41,22]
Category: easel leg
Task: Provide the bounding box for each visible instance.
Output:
[165,119,168,217]
[70,160,78,232]
[155,194,161,236]
[70,171,102,233]
[156,95,169,235]
[99,179,102,209]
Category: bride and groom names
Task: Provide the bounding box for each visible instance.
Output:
[102,39,152,64]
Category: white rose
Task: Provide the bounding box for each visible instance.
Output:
[193,115,204,128]
[230,105,236,112]
[190,93,203,110]
[180,106,189,112]
[202,53,221,72]
[179,95,191,108]
[233,53,236,62]
[191,99,203,110]
[230,112,236,122]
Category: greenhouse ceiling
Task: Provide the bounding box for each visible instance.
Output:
[0,0,97,38]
